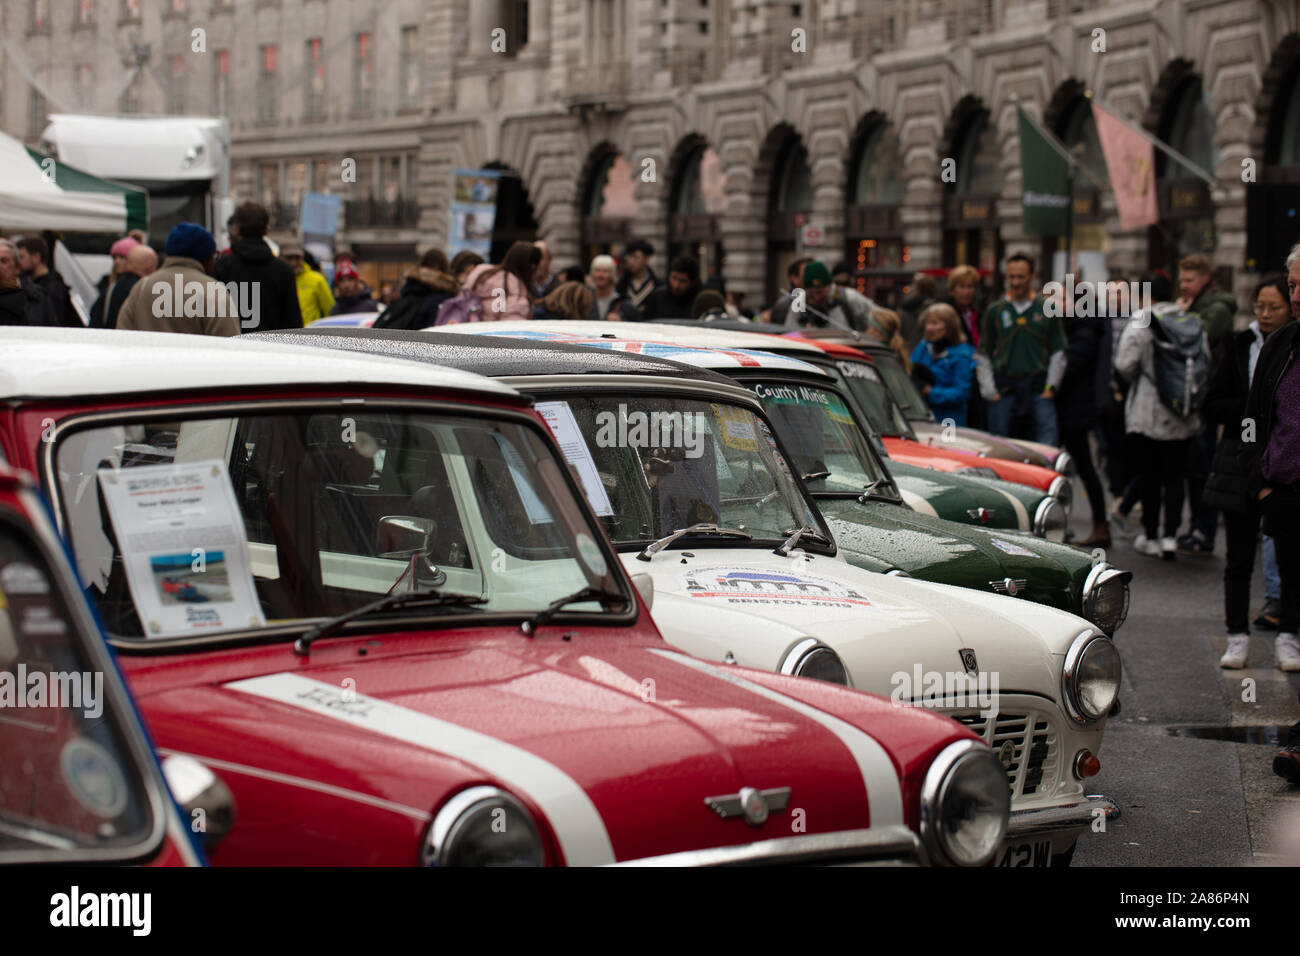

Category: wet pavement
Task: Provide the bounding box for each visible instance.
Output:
[1062,499,1300,867]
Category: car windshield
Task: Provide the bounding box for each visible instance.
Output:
[870,353,932,422]
[0,512,156,858]
[53,408,622,641]
[743,380,894,495]
[830,359,914,436]
[532,395,822,548]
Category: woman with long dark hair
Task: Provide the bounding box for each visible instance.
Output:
[460,241,541,321]
[1205,273,1296,668]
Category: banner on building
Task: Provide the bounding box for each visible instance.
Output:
[1091,102,1159,231]
[301,192,342,280]
[1018,106,1072,237]
[449,169,501,259]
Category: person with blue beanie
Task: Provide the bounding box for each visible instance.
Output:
[115,223,238,336]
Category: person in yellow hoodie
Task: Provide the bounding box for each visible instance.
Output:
[280,240,334,324]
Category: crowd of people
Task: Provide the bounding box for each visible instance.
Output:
[3,201,1299,778]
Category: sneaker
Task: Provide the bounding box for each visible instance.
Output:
[1219,634,1250,669]
[1275,744,1300,783]
[1277,633,1300,672]
[1133,533,1161,557]
[1109,508,1138,540]
[1177,530,1213,555]
[1254,599,1281,630]
[1160,536,1177,561]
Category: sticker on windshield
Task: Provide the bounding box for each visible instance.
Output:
[96,460,266,637]
[574,532,608,579]
[534,401,615,517]
[681,566,871,608]
[989,537,1037,557]
[61,738,128,819]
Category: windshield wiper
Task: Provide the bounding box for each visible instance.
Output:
[294,590,487,655]
[520,586,630,635]
[858,478,899,503]
[800,469,832,482]
[774,525,833,556]
[636,523,753,561]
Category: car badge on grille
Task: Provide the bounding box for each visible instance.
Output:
[990,578,1028,597]
[958,648,979,677]
[998,740,1016,770]
[966,507,997,522]
[705,786,791,826]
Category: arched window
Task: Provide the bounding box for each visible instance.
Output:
[851,122,903,205]
[955,110,1002,195]
[1164,77,1219,178]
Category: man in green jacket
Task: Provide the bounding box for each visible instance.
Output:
[975,252,1068,445]
[280,240,334,325]
[1177,252,1241,555]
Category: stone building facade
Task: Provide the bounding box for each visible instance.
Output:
[5,0,1300,307]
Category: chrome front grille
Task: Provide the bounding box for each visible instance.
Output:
[952,711,1059,800]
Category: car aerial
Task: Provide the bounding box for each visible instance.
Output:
[787,327,1070,473]
[269,326,1121,866]
[0,462,204,867]
[450,320,1067,541]
[0,326,1011,867]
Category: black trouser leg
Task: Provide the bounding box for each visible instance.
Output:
[1160,438,1189,539]
[1061,427,1107,526]
[1264,487,1300,635]
[1188,427,1218,544]
[1222,506,1261,634]
[1131,435,1165,539]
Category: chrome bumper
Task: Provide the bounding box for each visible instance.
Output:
[613,825,926,867]
[1007,794,1117,840]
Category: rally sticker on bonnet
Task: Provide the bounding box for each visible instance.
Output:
[989,537,1038,557]
[681,566,871,608]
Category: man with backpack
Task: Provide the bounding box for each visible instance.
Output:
[1114,293,1210,559]
[373,249,461,330]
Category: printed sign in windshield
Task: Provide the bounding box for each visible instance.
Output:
[747,381,889,494]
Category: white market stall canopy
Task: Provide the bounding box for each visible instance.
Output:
[0,129,148,233]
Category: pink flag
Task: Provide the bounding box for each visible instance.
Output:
[1092,101,1159,231]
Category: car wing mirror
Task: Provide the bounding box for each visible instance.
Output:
[376,515,436,559]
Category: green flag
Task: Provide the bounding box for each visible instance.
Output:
[1018,106,1071,237]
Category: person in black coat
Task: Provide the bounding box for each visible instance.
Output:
[637,255,701,321]
[1054,289,1113,546]
[212,201,303,331]
[373,249,461,330]
[16,236,81,327]
[0,239,58,326]
[1211,274,1294,666]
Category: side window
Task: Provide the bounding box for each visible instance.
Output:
[0,516,153,856]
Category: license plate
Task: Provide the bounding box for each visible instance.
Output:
[998,840,1052,867]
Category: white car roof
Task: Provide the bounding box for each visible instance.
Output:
[0,327,521,401]
[433,320,824,353]
[434,323,830,377]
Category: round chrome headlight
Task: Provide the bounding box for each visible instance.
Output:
[1047,474,1073,514]
[1053,450,1074,476]
[779,638,851,686]
[424,787,545,866]
[1082,565,1132,635]
[1033,497,1067,542]
[1062,631,1122,723]
[919,740,1011,866]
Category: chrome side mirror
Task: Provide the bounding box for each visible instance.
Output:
[376,515,435,559]
[161,754,236,854]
